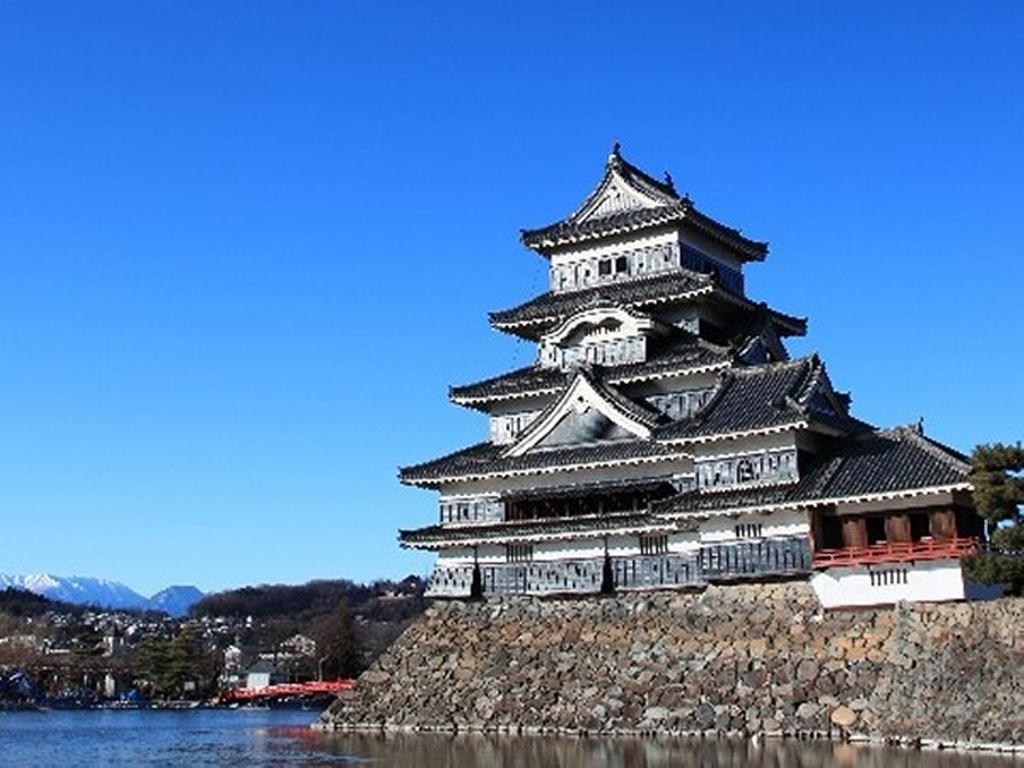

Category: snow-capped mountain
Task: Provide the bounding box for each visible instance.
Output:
[150,585,204,617]
[0,574,203,615]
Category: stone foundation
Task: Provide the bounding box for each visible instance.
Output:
[318,582,1024,747]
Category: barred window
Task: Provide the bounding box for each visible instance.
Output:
[506,544,534,563]
[870,568,908,587]
[639,534,669,556]
[735,523,763,539]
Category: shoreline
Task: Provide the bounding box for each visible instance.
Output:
[313,721,1024,758]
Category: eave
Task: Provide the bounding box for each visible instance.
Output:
[399,513,675,549]
[657,482,973,522]
[520,202,768,262]
[399,446,687,489]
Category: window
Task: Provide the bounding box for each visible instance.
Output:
[615,255,628,274]
[506,544,534,563]
[870,568,908,587]
[639,534,668,556]
[598,259,612,276]
[735,523,763,539]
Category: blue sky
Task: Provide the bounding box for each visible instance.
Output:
[1,3,1021,595]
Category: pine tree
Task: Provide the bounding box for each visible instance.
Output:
[962,442,1024,593]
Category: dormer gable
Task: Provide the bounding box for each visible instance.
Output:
[504,370,659,457]
[543,306,659,345]
[538,306,666,369]
[570,143,680,224]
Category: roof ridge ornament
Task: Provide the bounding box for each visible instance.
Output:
[608,141,623,169]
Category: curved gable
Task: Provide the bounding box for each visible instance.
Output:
[504,372,657,457]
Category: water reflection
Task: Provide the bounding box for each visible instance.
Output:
[1,711,1015,767]
[306,731,1019,768]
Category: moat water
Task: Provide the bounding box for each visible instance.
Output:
[0,709,1018,767]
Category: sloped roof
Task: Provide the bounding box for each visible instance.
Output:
[398,439,682,486]
[655,356,852,442]
[520,146,768,260]
[450,337,731,407]
[489,270,713,332]
[412,357,861,485]
[488,270,807,341]
[795,426,970,501]
[400,511,672,547]
[653,426,970,516]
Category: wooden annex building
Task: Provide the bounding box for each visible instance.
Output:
[399,145,985,609]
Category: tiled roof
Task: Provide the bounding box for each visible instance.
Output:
[521,201,769,261]
[400,511,671,546]
[518,147,770,258]
[580,369,665,429]
[488,272,807,341]
[489,271,713,331]
[450,338,731,406]
[399,439,681,486]
[655,356,850,442]
[653,426,970,516]
[794,426,970,501]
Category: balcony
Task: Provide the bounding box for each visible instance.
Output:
[811,537,978,569]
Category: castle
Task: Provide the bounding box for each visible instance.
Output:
[398,145,982,609]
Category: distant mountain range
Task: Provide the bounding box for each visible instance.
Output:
[0,574,203,617]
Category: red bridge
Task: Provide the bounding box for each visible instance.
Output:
[220,680,354,703]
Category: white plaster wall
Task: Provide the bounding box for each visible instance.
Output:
[810,559,967,609]
[698,508,808,543]
[534,538,607,561]
[436,547,476,565]
[435,533,700,565]
[549,230,679,269]
[668,531,701,554]
[689,431,799,460]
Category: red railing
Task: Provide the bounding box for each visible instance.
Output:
[812,537,978,568]
[220,680,354,702]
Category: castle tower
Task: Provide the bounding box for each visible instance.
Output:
[399,146,981,608]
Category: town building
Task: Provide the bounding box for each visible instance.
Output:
[399,145,984,609]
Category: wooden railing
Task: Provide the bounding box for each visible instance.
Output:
[811,537,978,568]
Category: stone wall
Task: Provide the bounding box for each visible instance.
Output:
[318,582,1024,748]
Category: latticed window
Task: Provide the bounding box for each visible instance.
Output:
[639,534,669,556]
[506,544,534,563]
[735,523,763,539]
